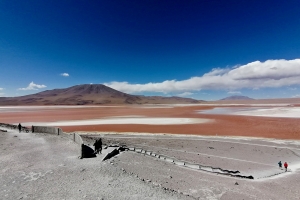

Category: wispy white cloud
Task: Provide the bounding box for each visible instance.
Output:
[288,87,297,90]
[60,73,69,77]
[18,82,47,91]
[104,59,300,94]
[292,94,300,98]
[177,92,194,97]
[0,88,3,91]
[0,93,5,97]
[227,91,241,94]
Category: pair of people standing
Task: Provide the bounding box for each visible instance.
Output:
[278,161,288,172]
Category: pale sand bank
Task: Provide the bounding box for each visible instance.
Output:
[23,117,213,126]
[201,106,300,118]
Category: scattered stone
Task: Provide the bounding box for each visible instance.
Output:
[235,182,239,185]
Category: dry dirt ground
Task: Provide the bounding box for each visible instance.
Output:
[0,128,191,200]
[80,132,300,200]
[2,127,300,199]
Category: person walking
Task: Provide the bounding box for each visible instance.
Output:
[278,161,282,169]
[284,162,288,172]
[18,123,22,133]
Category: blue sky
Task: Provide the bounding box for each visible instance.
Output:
[1,0,300,100]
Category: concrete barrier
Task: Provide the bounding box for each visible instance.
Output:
[159,156,165,160]
[200,166,212,172]
[127,145,254,179]
[135,148,142,153]
[102,148,119,161]
[73,133,83,145]
[81,144,96,158]
[32,126,59,135]
[165,157,174,163]
[72,133,100,159]
[174,160,185,166]
[185,163,200,169]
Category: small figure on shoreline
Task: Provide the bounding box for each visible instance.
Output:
[93,138,102,154]
[284,162,288,172]
[18,123,22,133]
[278,161,282,169]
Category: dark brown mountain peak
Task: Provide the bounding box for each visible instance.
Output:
[65,84,125,95]
[0,84,203,105]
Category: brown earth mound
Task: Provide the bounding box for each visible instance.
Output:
[0,84,204,105]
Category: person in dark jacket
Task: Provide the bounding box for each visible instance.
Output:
[18,123,22,133]
[278,161,282,169]
[284,162,288,172]
[93,138,102,154]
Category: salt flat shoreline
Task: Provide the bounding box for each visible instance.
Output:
[1,126,300,199]
[1,105,300,140]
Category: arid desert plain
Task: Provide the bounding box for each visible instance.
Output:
[1,103,300,199]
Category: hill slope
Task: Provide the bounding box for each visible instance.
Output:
[0,84,203,105]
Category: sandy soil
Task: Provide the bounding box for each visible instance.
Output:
[81,132,300,199]
[0,128,190,200]
[3,126,297,199]
[1,105,300,140]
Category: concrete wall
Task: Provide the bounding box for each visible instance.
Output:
[32,126,59,135]
[73,133,83,145]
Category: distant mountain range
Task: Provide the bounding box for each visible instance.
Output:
[220,95,254,101]
[0,84,204,105]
